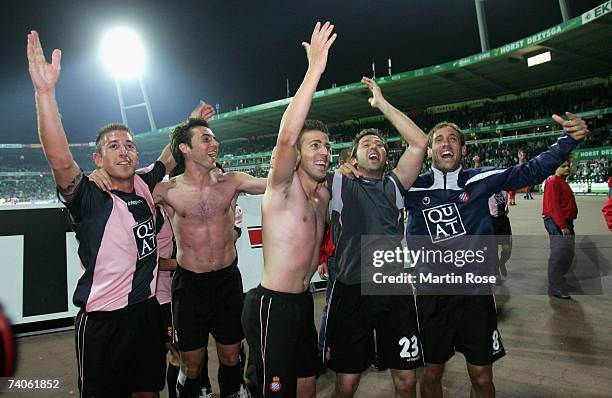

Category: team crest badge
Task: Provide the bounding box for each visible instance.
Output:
[458,191,470,203]
[422,196,430,205]
[270,376,282,392]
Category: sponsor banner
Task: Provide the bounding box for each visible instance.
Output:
[573,146,612,161]
[582,0,612,24]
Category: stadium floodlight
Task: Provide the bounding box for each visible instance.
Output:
[527,51,552,68]
[101,27,145,80]
[100,27,156,131]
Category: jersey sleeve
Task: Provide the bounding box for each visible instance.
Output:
[388,171,408,196]
[478,134,579,196]
[136,161,166,192]
[57,174,109,223]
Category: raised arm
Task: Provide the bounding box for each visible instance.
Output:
[484,112,588,195]
[361,77,428,189]
[27,31,81,196]
[268,22,337,189]
[157,143,176,175]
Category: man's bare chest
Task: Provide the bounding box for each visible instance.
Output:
[167,185,235,220]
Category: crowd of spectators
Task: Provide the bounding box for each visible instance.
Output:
[219,83,611,157]
[0,176,57,204]
[2,83,611,203]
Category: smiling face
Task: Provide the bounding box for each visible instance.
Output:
[354,133,387,177]
[429,126,466,173]
[181,125,219,171]
[93,130,139,181]
[297,130,330,182]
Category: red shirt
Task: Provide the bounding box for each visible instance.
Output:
[542,175,577,229]
[603,197,612,231]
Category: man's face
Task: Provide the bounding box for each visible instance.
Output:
[93,130,139,181]
[181,126,219,170]
[298,130,330,182]
[518,150,526,162]
[355,134,387,176]
[556,161,571,178]
[430,127,465,172]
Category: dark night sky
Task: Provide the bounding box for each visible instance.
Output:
[0,0,603,144]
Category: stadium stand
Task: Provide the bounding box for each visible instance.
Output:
[2,6,611,203]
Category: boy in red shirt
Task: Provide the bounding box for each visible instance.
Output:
[542,160,577,299]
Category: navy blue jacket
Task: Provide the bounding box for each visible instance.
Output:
[405,134,579,241]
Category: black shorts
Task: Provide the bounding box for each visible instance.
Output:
[172,260,244,351]
[416,295,505,366]
[242,285,319,398]
[75,297,166,397]
[491,216,512,245]
[323,280,423,373]
[160,302,173,344]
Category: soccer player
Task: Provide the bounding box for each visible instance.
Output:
[404,114,587,398]
[324,77,429,398]
[241,21,336,398]
[152,116,266,398]
[27,31,177,397]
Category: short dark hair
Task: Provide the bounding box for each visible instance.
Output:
[427,122,465,147]
[296,119,329,149]
[349,128,388,159]
[95,123,132,153]
[170,118,210,171]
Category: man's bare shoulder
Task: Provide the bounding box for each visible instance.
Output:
[223,171,254,184]
[153,176,181,198]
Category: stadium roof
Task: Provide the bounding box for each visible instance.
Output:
[136,1,612,149]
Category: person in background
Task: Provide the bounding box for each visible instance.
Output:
[542,159,578,299]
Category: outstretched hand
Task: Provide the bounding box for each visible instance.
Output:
[27,31,61,93]
[302,21,337,76]
[551,112,588,141]
[189,101,216,121]
[361,76,387,109]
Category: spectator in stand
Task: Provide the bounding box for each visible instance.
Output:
[542,160,578,300]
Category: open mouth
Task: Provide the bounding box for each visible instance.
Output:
[208,151,217,160]
[441,150,454,160]
[314,160,327,168]
[368,152,380,161]
[117,160,132,166]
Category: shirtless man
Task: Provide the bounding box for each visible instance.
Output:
[152,117,266,398]
[241,22,337,398]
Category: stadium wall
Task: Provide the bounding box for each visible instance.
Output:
[0,196,321,333]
